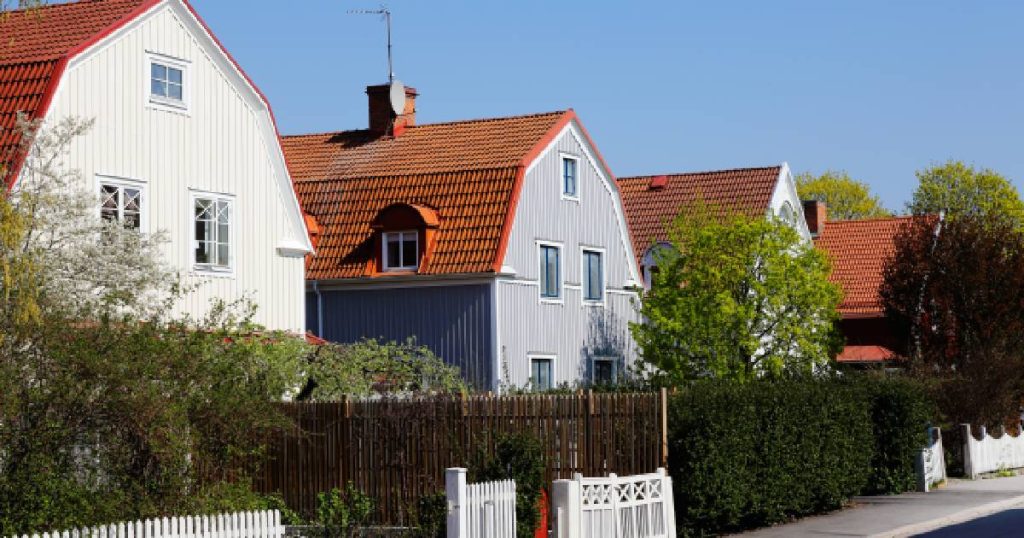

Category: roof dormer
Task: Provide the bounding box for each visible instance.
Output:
[369,203,440,275]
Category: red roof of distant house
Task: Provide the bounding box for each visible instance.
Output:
[0,0,154,186]
[616,166,782,261]
[282,111,576,280]
[837,345,897,363]
[814,215,931,317]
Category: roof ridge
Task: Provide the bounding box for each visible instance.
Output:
[2,0,129,15]
[282,110,568,140]
[824,214,922,225]
[617,164,783,181]
[291,164,522,183]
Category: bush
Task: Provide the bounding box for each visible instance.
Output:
[470,432,545,538]
[667,376,933,536]
[314,483,374,537]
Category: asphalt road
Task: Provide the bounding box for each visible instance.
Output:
[914,506,1024,537]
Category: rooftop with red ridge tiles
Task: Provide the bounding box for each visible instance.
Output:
[616,166,783,261]
[282,110,572,280]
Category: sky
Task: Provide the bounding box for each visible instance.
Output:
[190,0,1024,212]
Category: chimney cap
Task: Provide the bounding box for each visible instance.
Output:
[649,175,669,190]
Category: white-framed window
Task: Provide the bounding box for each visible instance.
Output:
[146,52,190,113]
[538,242,562,301]
[592,356,618,386]
[581,247,605,304]
[529,355,555,391]
[191,191,234,274]
[778,201,796,226]
[561,154,580,200]
[97,175,146,232]
[383,230,419,271]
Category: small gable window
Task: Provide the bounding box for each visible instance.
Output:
[582,249,604,303]
[383,231,419,271]
[146,52,189,113]
[561,155,579,199]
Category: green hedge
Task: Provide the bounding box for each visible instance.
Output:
[668,376,931,536]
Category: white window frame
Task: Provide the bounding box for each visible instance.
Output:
[528,354,556,392]
[580,246,606,306]
[189,189,235,277]
[591,356,618,385]
[95,174,148,233]
[382,230,420,272]
[559,153,581,202]
[145,51,191,115]
[537,240,564,304]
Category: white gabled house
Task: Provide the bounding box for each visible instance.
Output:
[0,0,311,332]
[283,84,642,390]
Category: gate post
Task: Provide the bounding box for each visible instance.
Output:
[551,478,581,538]
[446,468,468,538]
[961,424,976,479]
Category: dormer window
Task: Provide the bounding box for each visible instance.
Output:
[371,203,440,275]
[383,231,419,271]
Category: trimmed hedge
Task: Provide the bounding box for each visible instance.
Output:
[668,376,932,536]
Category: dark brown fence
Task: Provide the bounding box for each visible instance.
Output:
[255,390,667,524]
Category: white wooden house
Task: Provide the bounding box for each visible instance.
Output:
[0,0,311,332]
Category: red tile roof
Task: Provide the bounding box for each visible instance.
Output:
[0,0,155,186]
[836,345,896,363]
[814,216,930,317]
[616,166,783,261]
[282,111,573,280]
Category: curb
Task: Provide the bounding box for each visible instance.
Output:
[874,493,1024,537]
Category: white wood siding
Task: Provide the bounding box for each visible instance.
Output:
[496,122,640,387]
[768,163,812,242]
[44,2,306,331]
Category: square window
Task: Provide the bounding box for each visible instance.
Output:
[582,249,604,302]
[530,357,553,391]
[192,193,233,272]
[98,180,144,231]
[593,357,617,386]
[562,156,578,198]
[147,54,188,112]
[383,231,419,271]
[540,244,561,299]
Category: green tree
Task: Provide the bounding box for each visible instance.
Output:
[631,207,842,385]
[795,170,890,220]
[908,160,1024,225]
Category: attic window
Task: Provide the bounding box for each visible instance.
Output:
[561,154,580,200]
[146,52,189,113]
[383,231,419,271]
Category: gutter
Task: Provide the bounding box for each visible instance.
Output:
[312,280,324,339]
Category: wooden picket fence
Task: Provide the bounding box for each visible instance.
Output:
[4,511,283,538]
[255,391,668,525]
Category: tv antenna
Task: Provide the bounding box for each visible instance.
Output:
[348,6,395,84]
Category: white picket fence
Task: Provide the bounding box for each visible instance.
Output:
[551,468,676,538]
[445,468,516,538]
[916,426,946,492]
[4,511,284,538]
[962,423,1024,479]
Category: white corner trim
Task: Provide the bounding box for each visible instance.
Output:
[277,239,310,258]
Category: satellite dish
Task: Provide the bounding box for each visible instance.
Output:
[389,79,406,116]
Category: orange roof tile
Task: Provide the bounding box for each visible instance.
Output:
[837,345,897,363]
[814,215,933,317]
[616,166,782,261]
[0,0,154,186]
[282,111,571,280]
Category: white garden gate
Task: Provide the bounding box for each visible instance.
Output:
[445,468,517,538]
[4,510,284,538]
[916,426,946,491]
[551,468,676,538]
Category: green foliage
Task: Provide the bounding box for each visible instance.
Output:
[470,433,546,538]
[408,493,447,538]
[313,484,374,538]
[186,482,303,525]
[305,338,468,399]
[667,376,933,536]
[908,160,1024,226]
[632,206,842,384]
[795,170,891,220]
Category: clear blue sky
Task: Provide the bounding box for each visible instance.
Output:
[191,0,1023,211]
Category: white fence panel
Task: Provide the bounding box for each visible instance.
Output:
[446,468,516,538]
[551,468,676,538]
[962,423,1024,479]
[5,511,283,538]
[916,426,946,491]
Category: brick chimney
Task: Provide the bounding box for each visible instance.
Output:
[803,200,827,237]
[366,83,418,136]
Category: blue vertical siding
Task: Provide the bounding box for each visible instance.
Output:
[308,283,494,389]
